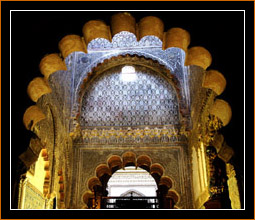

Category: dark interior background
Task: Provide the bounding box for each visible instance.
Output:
[2,1,253,219]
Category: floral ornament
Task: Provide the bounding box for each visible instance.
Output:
[91,128,99,138]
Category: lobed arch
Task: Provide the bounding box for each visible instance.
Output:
[83,151,177,208]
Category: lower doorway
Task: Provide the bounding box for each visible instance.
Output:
[102,166,158,209]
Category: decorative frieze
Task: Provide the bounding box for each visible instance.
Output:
[87,32,162,52]
[79,126,188,145]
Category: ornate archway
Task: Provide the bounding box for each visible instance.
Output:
[19,12,238,210]
[84,152,178,209]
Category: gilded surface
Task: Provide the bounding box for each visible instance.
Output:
[80,126,188,145]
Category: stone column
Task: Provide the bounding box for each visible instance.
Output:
[226,163,241,209]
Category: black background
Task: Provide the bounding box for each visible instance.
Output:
[2,1,254,219]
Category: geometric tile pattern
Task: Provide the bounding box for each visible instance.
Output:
[80,65,179,127]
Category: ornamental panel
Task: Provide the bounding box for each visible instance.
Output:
[80,65,180,128]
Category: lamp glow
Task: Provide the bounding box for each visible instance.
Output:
[121,66,137,82]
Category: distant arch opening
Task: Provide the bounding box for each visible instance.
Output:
[104,166,158,209]
[107,166,158,197]
[85,153,177,209]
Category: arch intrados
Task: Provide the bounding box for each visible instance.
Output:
[78,54,180,98]
[77,55,183,120]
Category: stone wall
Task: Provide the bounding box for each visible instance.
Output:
[70,144,193,209]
